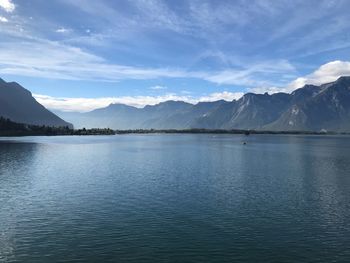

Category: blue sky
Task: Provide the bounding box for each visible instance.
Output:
[1,0,350,111]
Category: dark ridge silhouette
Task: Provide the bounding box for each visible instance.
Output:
[0,78,72,128]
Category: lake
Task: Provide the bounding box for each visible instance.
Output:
[1,134,350,262]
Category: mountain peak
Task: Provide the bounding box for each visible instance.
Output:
[291,84,320,96]
[108,103,135,108]
[0,78,6,84]
[196,100,225,105]
[335,76,350,85]
[158,100,192,106]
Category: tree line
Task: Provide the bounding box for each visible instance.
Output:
[0,117,115,136]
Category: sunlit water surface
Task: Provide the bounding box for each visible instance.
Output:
[1,134,350,262]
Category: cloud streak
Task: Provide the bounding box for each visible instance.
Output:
[0,37,295,86]
[150,85,167,90]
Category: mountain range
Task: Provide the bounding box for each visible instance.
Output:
[0,78,72,128]
[1,76,350,132]
[56,76,350,132]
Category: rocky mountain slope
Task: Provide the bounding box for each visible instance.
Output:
[56,76,350,132]
[0,78,72,128]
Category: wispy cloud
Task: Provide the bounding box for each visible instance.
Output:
[150,85,167,90]
[0,0,15,12]
[0,38,187,81]
[0,36,295,86]
[34,91,244,112]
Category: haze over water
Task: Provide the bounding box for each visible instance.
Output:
[1,134,350,262]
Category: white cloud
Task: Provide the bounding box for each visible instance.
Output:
[55,27,70,33]
[198,91,244,102]
[34,91,243,112]
[248,86,289,94]
[246,60,350,94]
[0,0,15,12]
[287,60,350,91]
[0,16,8,22]
[150,85,167,90]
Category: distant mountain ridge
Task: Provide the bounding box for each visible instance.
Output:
[0,78,72,128]
[57,76,350,132]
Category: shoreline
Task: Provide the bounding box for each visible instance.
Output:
[1,128,350,137]
[114,129,350,136]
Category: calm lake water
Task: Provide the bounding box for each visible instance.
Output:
[1,134,350,262]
